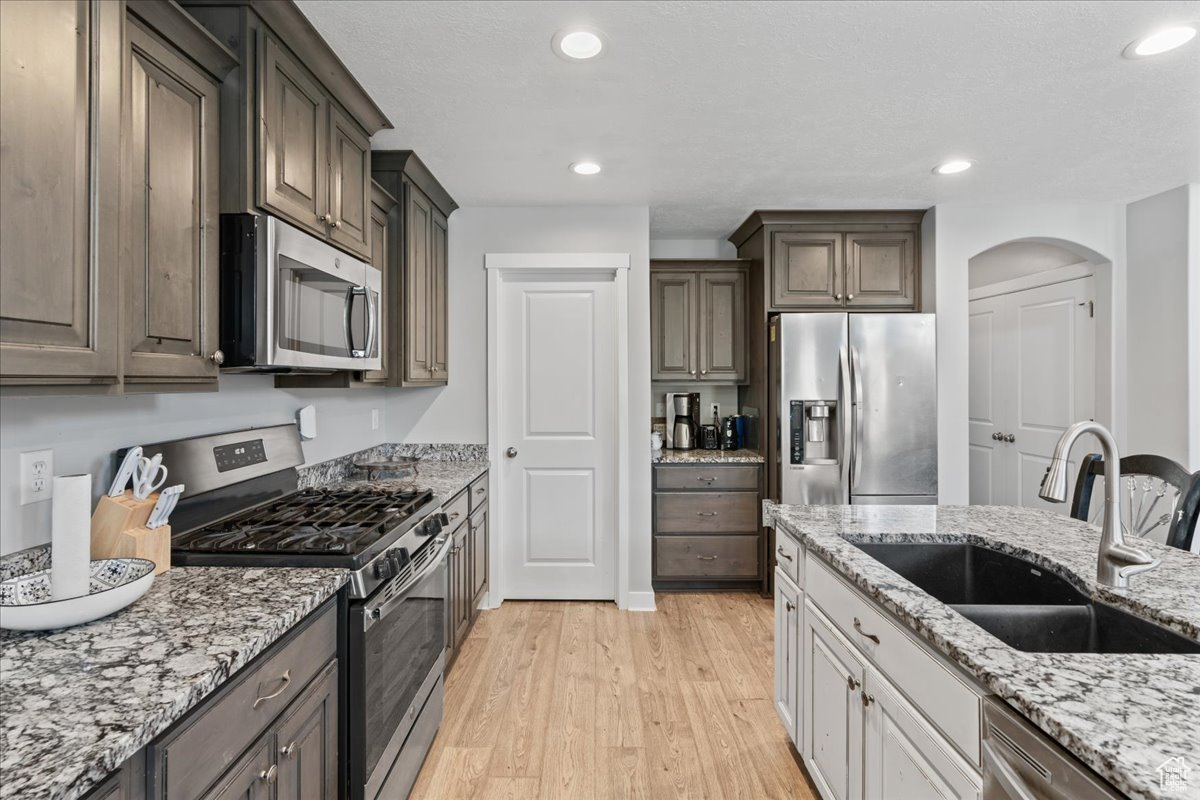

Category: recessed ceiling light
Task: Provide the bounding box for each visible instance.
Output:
[1123,25,1197,58]
[552,28,606,61]
[933,159,974,175]
[570,161,602,175]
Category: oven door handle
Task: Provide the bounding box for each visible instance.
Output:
[363,535,452,631]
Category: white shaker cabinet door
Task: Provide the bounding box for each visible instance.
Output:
[774,568,802,745]
[804,601,865,800]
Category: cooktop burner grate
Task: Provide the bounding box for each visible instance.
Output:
[173,487,433,556]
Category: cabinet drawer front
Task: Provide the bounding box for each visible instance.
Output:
[805,557,981,765]
[154,602,337,799]
[468,473,488,511]
[775,528,802,586]
[654,465,760,491]
[655,492,758,532]
[655,535,758,578]
[444,489,470,531]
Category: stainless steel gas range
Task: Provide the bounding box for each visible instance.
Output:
[126,424,449,800]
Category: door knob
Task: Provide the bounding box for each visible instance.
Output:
[1003,433,1016,443]
[505,447,518,458]
[992,432,1002,441]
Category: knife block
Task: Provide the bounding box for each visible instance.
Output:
[91,491,171,575]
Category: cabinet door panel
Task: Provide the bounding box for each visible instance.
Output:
[845,231,916,308]
[774,568,801,745]
[0,0,120,381]
[470,509,488,606]
[327,104,370,258]
[259,33,327,233]
[200,737,272,800]
[452,527,471,646]
[275,661,338,800]
[772,232,843,308]
[123,18,220,384]
[431,208,449,381]
[698,271,746,381]
[864,669,981,800]
[650,272,698,379]
[360,190,392,384]
[804,603,865,800]
[404,182,434,383]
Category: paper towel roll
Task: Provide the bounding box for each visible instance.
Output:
[51,474,92,600]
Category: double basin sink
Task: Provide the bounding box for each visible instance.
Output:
[849,541,1199,655]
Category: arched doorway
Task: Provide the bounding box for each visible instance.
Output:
[967,239,1114,511]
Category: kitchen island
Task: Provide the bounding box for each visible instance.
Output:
[766,502,1199,800]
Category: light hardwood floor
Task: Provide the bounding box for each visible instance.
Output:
[411,593,818,800]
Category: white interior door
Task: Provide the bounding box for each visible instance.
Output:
[497,272,617,599]
[969,276,1095,509]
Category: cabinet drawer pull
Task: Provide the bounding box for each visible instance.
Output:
[775,547,793,562]
[696,476,716,483]
[476,487,486,494]
[449,511,461,520]
[696,555,718,561]
[259,764,278,784]
[853,617,880,644]
[696,511,718,517]
[252,670,291,708]
[847,675,861,691]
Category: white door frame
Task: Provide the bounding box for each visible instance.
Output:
[485,252,632,609]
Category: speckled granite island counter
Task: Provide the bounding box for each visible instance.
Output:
[0,563,348,800]
[652,448,764,464]
[765,502,1200,800]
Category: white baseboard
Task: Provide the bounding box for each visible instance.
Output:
[624,590,657,612]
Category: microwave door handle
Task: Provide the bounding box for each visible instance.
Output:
[365,288,378,359]
[345,286,368,358]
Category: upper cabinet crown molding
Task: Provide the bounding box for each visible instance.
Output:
[728,209,928,249]
[126,0,238,80]
[372,150,459,218]
[179,0,391,134]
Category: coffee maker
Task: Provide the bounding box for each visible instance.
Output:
[665,392,701,450]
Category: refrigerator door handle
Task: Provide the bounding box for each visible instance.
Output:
[851,346,865,488]
[838,346,852,503]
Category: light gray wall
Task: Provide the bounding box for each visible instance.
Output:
[396,206,654,600]
[1125,184,1197,468]
[1,376,387,554]
[968,241,1087,289]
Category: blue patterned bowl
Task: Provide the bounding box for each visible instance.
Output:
[0,558,155,631]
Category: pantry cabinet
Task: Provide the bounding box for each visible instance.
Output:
[650,260,749,383]
[0,0,123,388]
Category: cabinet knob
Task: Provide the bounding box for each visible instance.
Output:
[320,213,333,225]
[785,599,795,612]
[847,675,861,691]
[331,218,341,229]
[690,369,697,375]
[847,293,855,300]
[700,369,707,375]
[279,742,296,758]
[209,349,225,366]
[259,765,278,784]
[835,293,843,300]
[861,691,875,708]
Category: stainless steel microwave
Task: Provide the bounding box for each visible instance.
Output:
[219,213,381,372]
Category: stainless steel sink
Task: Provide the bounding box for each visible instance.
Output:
[850,541,1200,655]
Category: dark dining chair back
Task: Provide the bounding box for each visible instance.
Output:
[1070,453,1199,552]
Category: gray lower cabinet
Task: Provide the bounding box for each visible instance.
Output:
[652,464,763,590]
[446,472,489,669]
[650,261,749,383]
[271,660,339,800]
[0,0,122,388]
[199,738,273,800]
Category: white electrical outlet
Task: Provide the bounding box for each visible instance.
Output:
[371,408,380,431]
[710,402,720,419]
[20,449,53,505]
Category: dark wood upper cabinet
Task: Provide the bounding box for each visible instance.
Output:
[121,8,232,390]
[259,32,328,231]
[0,0,122,388]
[183,0,390,261]
[771,231,843,308]
[845,230,916,307]
[650,272,698,380]
[698,271,747,381]
[651,261,749,383]
[732,211,924,313]
[371,151,458,387]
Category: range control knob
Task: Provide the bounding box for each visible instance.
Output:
[372,558,396,581]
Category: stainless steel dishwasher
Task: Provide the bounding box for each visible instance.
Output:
[983,698,1125,800]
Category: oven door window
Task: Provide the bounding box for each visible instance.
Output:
[362,560,446,782]
[277,254,363,358]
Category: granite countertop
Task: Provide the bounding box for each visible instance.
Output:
[320,459,489,501]
[0,565,348,800]
[652,448,764,464]
[764,503,1200,800]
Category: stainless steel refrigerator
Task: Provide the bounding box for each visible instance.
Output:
[771,313,937,505]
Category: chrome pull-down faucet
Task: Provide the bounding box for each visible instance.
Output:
[1038,420,1160,590]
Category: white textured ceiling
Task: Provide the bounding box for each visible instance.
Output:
[297,0,1200,238]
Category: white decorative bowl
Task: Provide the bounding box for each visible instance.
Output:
[0,558,155,631]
